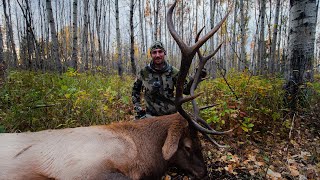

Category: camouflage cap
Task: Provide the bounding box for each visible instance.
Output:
[150,41,166,53]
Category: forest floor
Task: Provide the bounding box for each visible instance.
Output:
[164,109,320,180]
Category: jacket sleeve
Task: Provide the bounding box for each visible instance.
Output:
[132,74,143,112]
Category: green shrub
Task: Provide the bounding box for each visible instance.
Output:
[1,70,318,134]
[197,71,285,133]
[0,70,134,132]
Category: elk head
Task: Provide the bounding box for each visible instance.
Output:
[167,0,232,163]
[167,124,207,178]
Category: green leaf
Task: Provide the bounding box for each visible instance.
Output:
[121,96,129,104]
[65,93,71,99]
[241,126,249,132]
[0,126,5,133]
[61,85,68,91]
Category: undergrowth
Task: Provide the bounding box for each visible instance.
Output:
[0,70,133,132]
[0,70,319,134]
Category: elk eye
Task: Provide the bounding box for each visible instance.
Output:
[183,138,193,156]
[185,146,191,152]
[184,146,192,157]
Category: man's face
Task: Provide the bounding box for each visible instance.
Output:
[151,48,165,65]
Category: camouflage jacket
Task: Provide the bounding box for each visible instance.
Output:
[132,61,190,116]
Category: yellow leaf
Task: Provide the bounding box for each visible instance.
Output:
[288,165,300,177]
[65,93,71,99]
[224,164,234,174]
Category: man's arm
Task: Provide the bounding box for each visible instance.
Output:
[132,76,146,119]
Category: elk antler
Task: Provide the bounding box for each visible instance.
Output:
[167,0,233,147]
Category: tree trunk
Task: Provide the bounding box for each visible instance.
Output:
[107,0,111,71]
[94,0,103,67]
[239,0,247,71]
[115,0,123,76]
[269,0,280,74]
[181,0,184,41]
[285,0,318,110]
[101,0,107,68]
[2,0,18,68]
[139,0,146,55]
[0,26,6,87]
[130,0,137,75]
[82,0,89,71]
[231,1,237,70]
[89,15,96,72]
[46,0,62,73]
[154,0,160,40]
[257,0,266,75]
[209,0,217,78]
[71,0,78,70]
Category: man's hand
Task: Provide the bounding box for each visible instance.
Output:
[200,68,207,79]
[134,106,146,119]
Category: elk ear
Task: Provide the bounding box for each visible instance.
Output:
[162,123,185,160]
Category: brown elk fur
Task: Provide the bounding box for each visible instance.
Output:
[0,113,206,180]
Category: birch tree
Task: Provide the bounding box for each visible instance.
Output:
[285,0,318,110]
[210,0,217,78]
[231,1,238,69]
[2,0,18,68]
[239,0,247,71]
[46,0,62,72]
[138,0,146,55]
[115,0,123,76]
[0,26,5,86]
[106,0,111,69]
[154,0,160,40]
[257,0,266,75]
[94,0,103,67]
[0,27,3,66]
[130,0,137,75]
[82,0,89,71]
[71,0,78,70]
[269,0,281,74]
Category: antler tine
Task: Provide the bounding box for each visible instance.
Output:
[190,27,222,118]
[167,0,190,55]
[191,8,232,54]
[167,0,194,107]
[202,133,230,148]
[195,26,206,60]
[190,23,233,136]
[167,0,234,140]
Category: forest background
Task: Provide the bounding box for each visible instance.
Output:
[0,0,320,179]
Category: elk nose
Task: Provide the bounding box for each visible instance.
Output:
[192,168,207,179]
[198,169,207,178]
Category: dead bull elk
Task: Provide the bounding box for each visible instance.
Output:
[0,114,205,180]
[0,1,232,179]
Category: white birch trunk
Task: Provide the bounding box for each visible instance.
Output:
[82,0,89,71]
[285,0,318,109]
[139,0,146,55]
[257,0,266,75]
[0,26,5,86]
[71,0,78,70]
[46,0,62,72]
[130,0,137,75]
[115,0,123,76]
[2,0,18,68]
[94,0,103,67]
[239,0,247,71]
[269,0,281,74]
